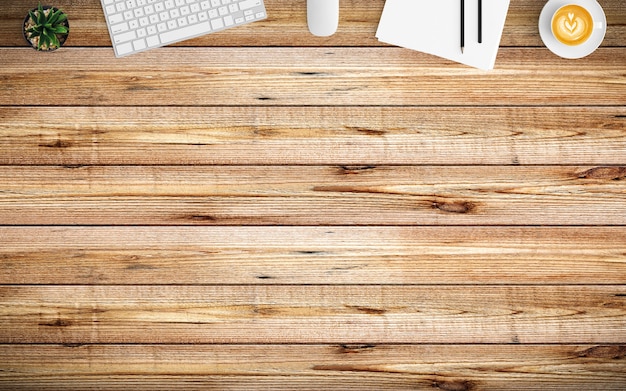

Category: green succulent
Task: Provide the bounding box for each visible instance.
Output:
[25,3,69,50]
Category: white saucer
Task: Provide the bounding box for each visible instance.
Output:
[539,0,606,59]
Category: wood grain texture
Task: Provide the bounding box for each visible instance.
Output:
[0,0,624,47]
[1,0,625,388]
[1,285,624,344]
[1,344,624,390]
[1,226,625,285]
[1,165,624,225]
[1,106,624,165]
[1,48,625,106]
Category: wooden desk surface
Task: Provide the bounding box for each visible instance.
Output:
[1,0,625,389]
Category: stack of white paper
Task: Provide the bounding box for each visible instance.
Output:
[376,0,511,70]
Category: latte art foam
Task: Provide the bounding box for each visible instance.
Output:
[552,4,593,46]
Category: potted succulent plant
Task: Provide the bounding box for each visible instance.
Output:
[23,3,70,51]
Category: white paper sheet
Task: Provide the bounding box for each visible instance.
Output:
[376,0,511,70]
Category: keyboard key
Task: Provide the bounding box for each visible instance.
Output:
[239,0,261,10]
[147,35,161,47]
[113,30,137,43]
[159,20,212,43]
[111,22,130,34]
[211,17,224,29]
[116,42,134,55]
[133,38,147,51]
[108,13,125,24]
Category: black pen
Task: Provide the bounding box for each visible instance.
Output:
[478,0,482,43]
[461,0,465,53]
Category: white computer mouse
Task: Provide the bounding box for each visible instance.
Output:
[307,0,339,37]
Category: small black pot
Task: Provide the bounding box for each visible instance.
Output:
[23,5,70,51]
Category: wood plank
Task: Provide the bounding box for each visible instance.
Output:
[1,344,624,390]
[2,0,623,387]
[1,0,624,47]
[1,106,624,165]
[1,165,625,225]
[2,227,625,285]
[1,285,624,344]
[1,48,624,106]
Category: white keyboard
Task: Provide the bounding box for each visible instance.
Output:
[100,0,267,57]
